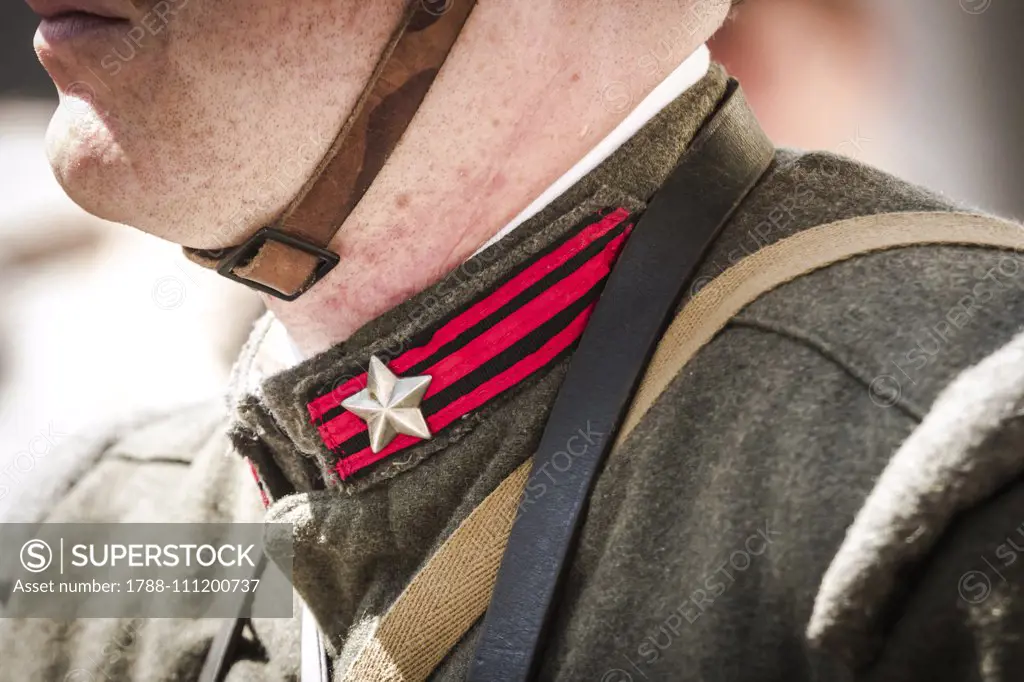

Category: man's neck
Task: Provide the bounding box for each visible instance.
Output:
[267,4,725,356]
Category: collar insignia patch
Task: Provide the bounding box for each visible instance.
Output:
[307,206,635,481]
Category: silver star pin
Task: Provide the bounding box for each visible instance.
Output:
[341,356,433,453]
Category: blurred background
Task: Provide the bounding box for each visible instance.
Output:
[0,0,1020,517]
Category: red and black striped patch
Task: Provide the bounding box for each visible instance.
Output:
[307,207,635,481]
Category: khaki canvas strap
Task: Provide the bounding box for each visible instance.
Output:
[341,210,1024,682]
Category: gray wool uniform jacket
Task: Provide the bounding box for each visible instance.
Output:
[4,65,1024,682]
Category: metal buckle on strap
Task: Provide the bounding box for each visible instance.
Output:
[216,227,340,301]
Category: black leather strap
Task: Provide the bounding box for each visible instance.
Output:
[467,81,775,682]
[197,554,269,682]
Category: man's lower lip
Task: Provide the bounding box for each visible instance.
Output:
[37,12,130,44]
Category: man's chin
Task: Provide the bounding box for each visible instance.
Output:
[44,100,132,227]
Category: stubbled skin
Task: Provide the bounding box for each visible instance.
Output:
[33,0,729,354]
[36,0,403,247]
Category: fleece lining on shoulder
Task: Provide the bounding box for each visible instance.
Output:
[807,327,1024,668]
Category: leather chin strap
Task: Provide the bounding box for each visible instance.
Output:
[183,0,477,301]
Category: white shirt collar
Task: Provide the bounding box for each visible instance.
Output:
[474,45,711,255]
